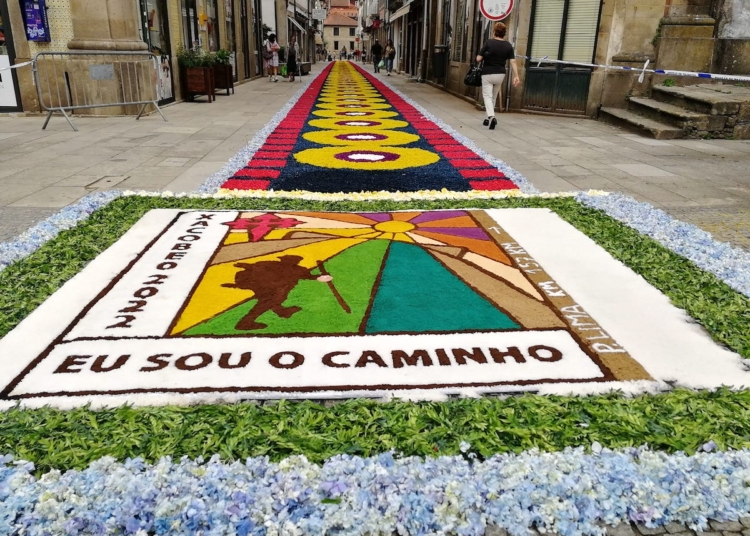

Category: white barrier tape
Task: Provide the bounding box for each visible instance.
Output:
[637,59,650,84]
[0,61,33,73]
[517,55,750,83]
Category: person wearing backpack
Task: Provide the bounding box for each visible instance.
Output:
[263,33,281,82]
[475,22,519,130]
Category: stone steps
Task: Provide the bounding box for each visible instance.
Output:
[599,107,685,139]
[628,97,727,131]
[599,83,750,139]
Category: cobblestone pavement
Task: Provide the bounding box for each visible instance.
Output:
[1,62,749,250]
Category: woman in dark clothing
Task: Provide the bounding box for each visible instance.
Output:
[476,22,520,130]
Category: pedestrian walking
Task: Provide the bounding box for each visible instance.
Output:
[362,50,367,63]
[476,22,519,130]
[371,39,383,73]
[385,39,396,75]
[340,47,347,60]
[263,33,281,82]
[287,35,300,82]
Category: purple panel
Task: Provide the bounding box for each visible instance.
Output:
[358,213,392,222]
[417,227,489,240]
[409,210,468,225]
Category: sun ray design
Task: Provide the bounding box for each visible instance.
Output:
[170,210,556,337]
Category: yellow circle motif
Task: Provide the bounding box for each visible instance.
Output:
[302,129,419,146]
[308,117,408,130]
[318,96,387,104]
[374,221,416,233]
[311,109,399,119]
[294,146,440,170]
[315,102,393,111]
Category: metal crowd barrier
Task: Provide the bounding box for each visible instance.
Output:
[32,51,168,131]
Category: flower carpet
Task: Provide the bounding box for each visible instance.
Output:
[0,62,750,535]
[220,61,519,193]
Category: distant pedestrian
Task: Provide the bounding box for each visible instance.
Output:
[371,39,383,73]
[385,39,396,75]
[476,22,519,130]
[263,33,281,82]
[287,35,299,81]
[362,50,367,63]
[340,47,347,60]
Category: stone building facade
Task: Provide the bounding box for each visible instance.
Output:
[373,0,749,117]
[1,0,266,114]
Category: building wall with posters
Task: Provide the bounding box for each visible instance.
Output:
[3,0,263,114]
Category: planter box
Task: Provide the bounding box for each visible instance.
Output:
[214,64,234,95]
[183,66,215,103]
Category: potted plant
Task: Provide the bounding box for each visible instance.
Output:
[177,46,216,103]
[214,49,234,95]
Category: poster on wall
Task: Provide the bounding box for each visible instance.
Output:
[479,0,513,20]
[22,0,51,42]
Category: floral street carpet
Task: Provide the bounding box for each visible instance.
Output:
[220,61,519,193]
[1,63,750,536]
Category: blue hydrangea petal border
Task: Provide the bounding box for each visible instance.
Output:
[0,191,123,272]
[578,192,750,297]
[2,447,750,536]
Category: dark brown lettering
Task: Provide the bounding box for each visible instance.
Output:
[452,348,487,365]
[355,350,387,368]
[218,352,252,369]
[143,274,169,285]
[489,347,526,364]
[157,262,178,270]
[186,228,205,234]
[197,214,214,221]
[175,353,212,370]
[54,355,90,374]
[119,300,147,313]
[435,348,452,366]
[106,315,135,329]
[177,235,200,242]
[269,352,304,369]
[134,287,158,299]
[391,350,432,368]
[165,251,187,260]
[192,220,209,227]
[528,345,563,362]
[140,353,171,372]
[172,243,192,251]
[322,351,350,368]
[91,354,130,372]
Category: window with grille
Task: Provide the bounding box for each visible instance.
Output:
[334,27,340,35]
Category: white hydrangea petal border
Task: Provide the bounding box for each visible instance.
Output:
[577,192,750,298]
[2,447,750,536]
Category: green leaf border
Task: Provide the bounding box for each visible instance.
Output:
[0,195,749,473]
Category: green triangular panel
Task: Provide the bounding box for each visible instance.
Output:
[365,241,520,333]
[183,239,389,336]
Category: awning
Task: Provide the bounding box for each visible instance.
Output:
[288,16,305,33]
[391,4,410,21]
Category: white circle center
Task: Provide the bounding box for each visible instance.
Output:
[348,153,385,161]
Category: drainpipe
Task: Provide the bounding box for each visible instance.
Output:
[505,3,521,111]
